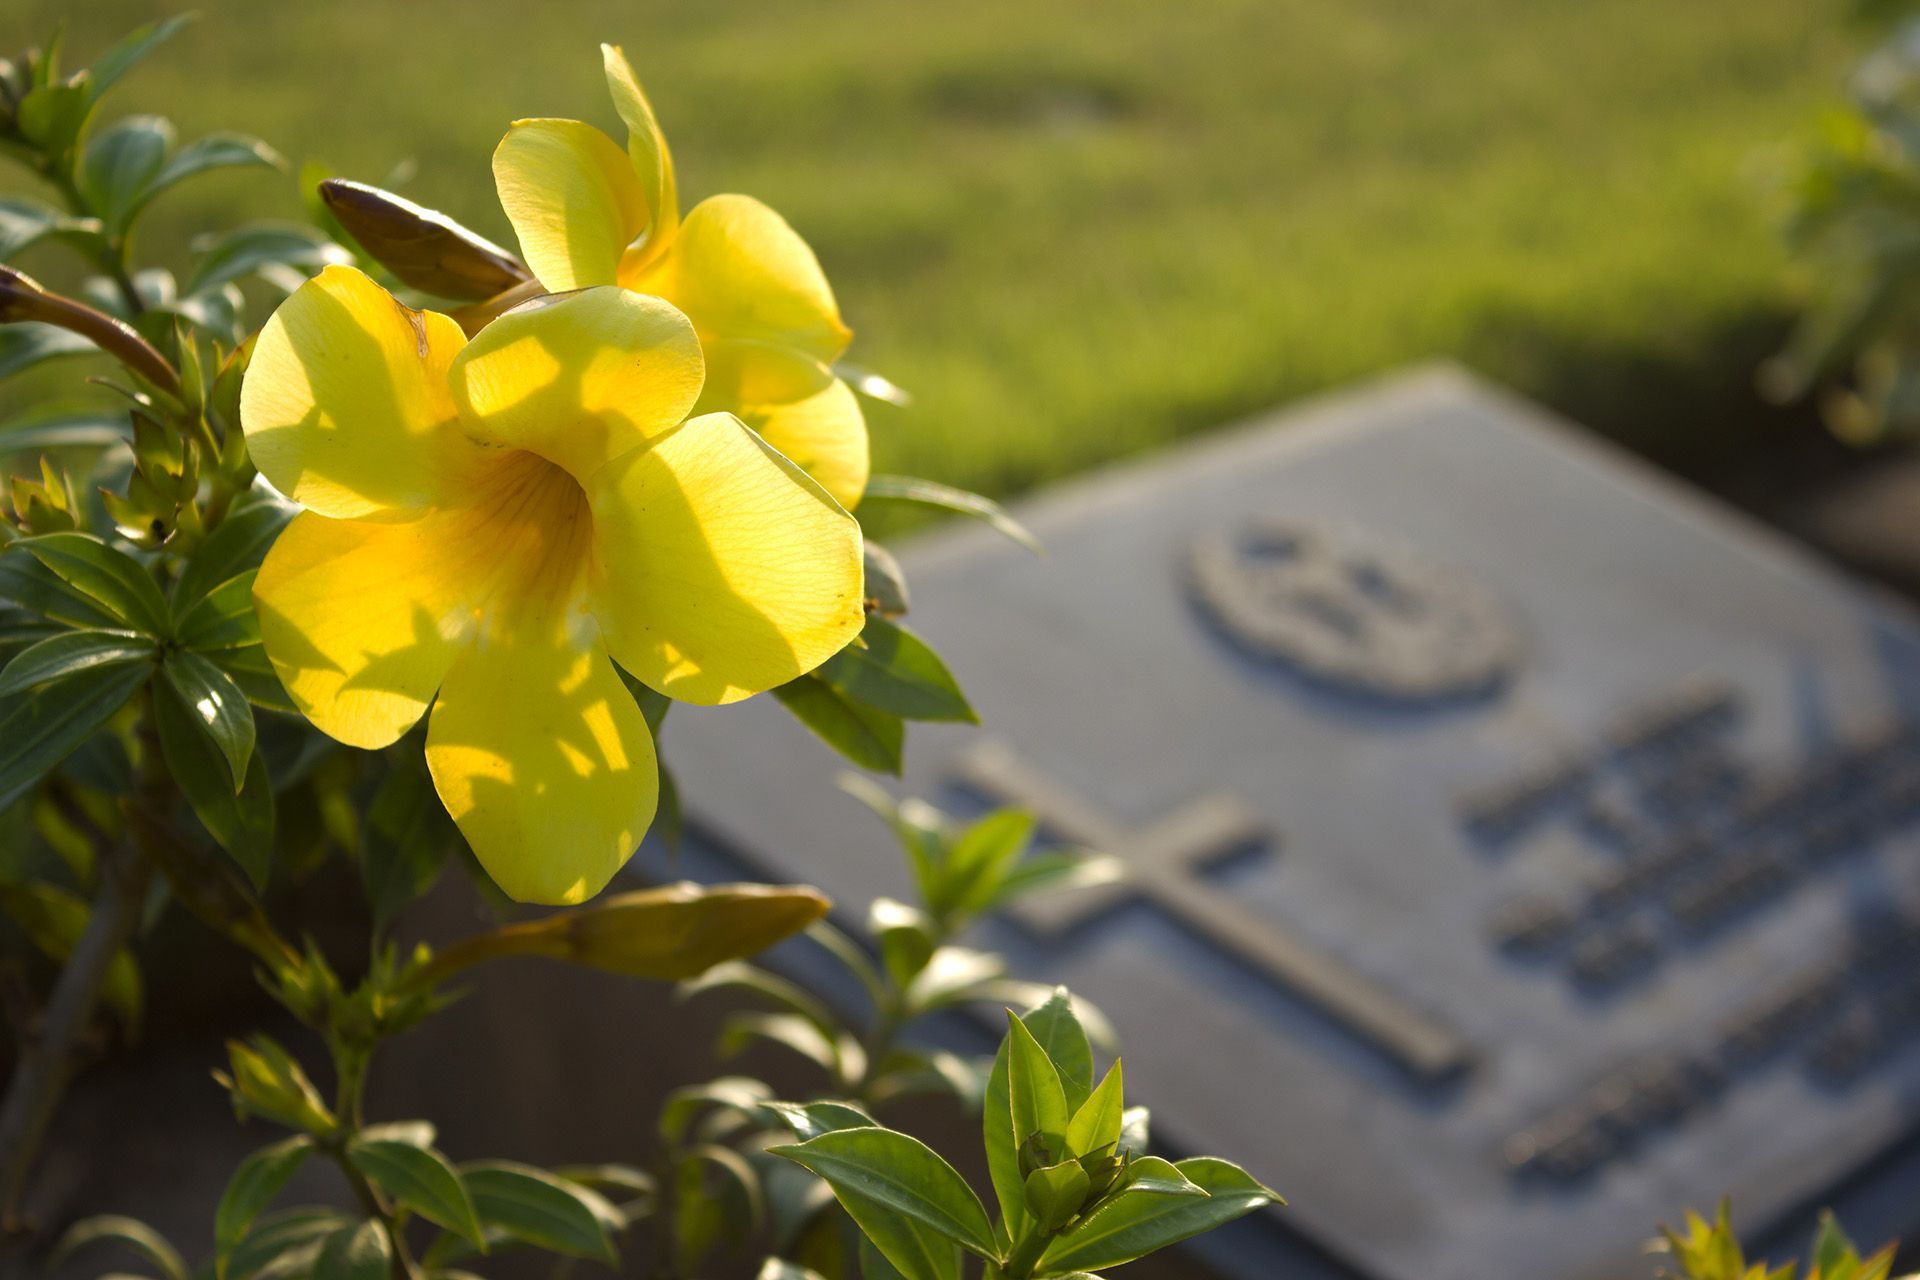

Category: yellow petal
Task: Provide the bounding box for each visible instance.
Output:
[588,411,864,705]
[627,194,852,366]
[240,265,482,519]
[425,571,656,906]
[450,286,704,480]
[253,452,596,750]
[701,338,868,510]
[493,118,649,292]
[252,510,477,749]
[601,43,678,267]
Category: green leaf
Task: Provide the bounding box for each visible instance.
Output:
[935,809,1033,918]
[349,1134,485,1246]
[816,617,975,723]
[12,533,167,635]
[985,850,1123,913]
[658,1076,773,1146]
[0,628,153,698]
[173,495,294,608]
[0,658,148,810]
[1020,988,1095,1110]
[53,1214,187,1280]
[773,1127,997,1264]
[150,134,283,202]
[313,1219,390,1280]
[78,114,175,236]
[1066,1061,1125,1159]
[774,674,904,774]
[85,14,196,104]
[678,959,841,1036]
[0,196,106,263]
[861,476,1041,554]
[153,667,273,888]
[1118,1156,1207,1199]
[863,541,910,616]
[225,1208,349,1280]
[0,322,98,379]
[214,1136,315,1277]
[186,222,351,295]
[0,406,129,453]
[719,1010,847,1076]
[0,881,142,1029]
[1024,1159,1092,1234]
[903,947,1006,1016]
[1037,1158,1279,1274]
[462,1160,619,1263]
[175,572,261,651]
[161,648,255,786]
[1006,1012,1071,1156]
[762,1099,878,1142]
[1117,1107,1150,1159]
[17,80,93,160]
[869,897,937,988]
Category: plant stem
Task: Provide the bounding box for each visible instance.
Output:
[0,837,152,1230]
[1001,1228,1049,1280]
[324,1038,420,1280]
[45,166,144,319]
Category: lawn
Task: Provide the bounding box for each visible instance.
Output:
[1,0,1858,504]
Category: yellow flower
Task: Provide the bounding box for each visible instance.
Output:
[491,44,870,510]
[241,265,864,904]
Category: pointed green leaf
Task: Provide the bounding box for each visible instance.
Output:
[0,322,98,379]
[1037,1158,1279,1274]
[78,114,175,235]
[161,648,254,786]
[462,1160,619,1263]
[149,134,283,203]
[816,617,975,723]
[312,1218,389,1280]
[225,1208,349,1280]
[153,666,273,887]
[1020,988,1094,1109]
[13,532,167,634]
[348,1134,484,1246]
[1066,1061,1124,1159]
[174,572,262,651]
[0,658,148,810]
[215,1136,315,1276]
[762,1099,878,1142]
[85,14,196,104]
[774,673,904,774]
[935,808,1033,918]
[0,628,153,697]
[53,1214,187,1280]
[861,476,1041,554]
[1118,1156,1207,1199]
[1006,1013,1070,1156]
[772,1127,998,1263]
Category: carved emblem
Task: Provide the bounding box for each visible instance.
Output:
[1184,517,1521,702]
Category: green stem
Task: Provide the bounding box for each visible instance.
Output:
[1001,1228,1049,1280]
[324,1037,420,1280]
[45,165,144,319]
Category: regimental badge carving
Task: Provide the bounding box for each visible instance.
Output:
[1183,517,1522,702]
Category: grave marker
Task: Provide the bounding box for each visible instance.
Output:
[652,366,1920,1280]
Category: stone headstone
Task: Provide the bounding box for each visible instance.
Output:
[652,365,1920,1280]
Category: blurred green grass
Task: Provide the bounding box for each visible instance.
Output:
[1,0,1855,501]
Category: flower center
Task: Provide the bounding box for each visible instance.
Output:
[467,449,595,624]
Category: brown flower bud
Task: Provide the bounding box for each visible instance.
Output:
[320,178,532,301]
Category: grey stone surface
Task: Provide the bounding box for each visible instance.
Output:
[659,364,1920,1280]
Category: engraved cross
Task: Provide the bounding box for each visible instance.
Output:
[954,738,1474,1082]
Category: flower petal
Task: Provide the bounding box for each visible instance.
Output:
[451,286,704,480]
[701,338,868,510]
[493,118,649,292]
[240,265,483,518]
[626,194,852,366]
[425,578,656,906]
[589,411,865,705]
[252,509,479,749]
[602,43,678,266]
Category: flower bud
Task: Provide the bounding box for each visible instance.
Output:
[319,178,532,301]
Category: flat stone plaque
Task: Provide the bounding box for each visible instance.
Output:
[653,366,1920,1280]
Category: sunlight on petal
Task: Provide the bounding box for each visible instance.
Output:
[494,118,650,293]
